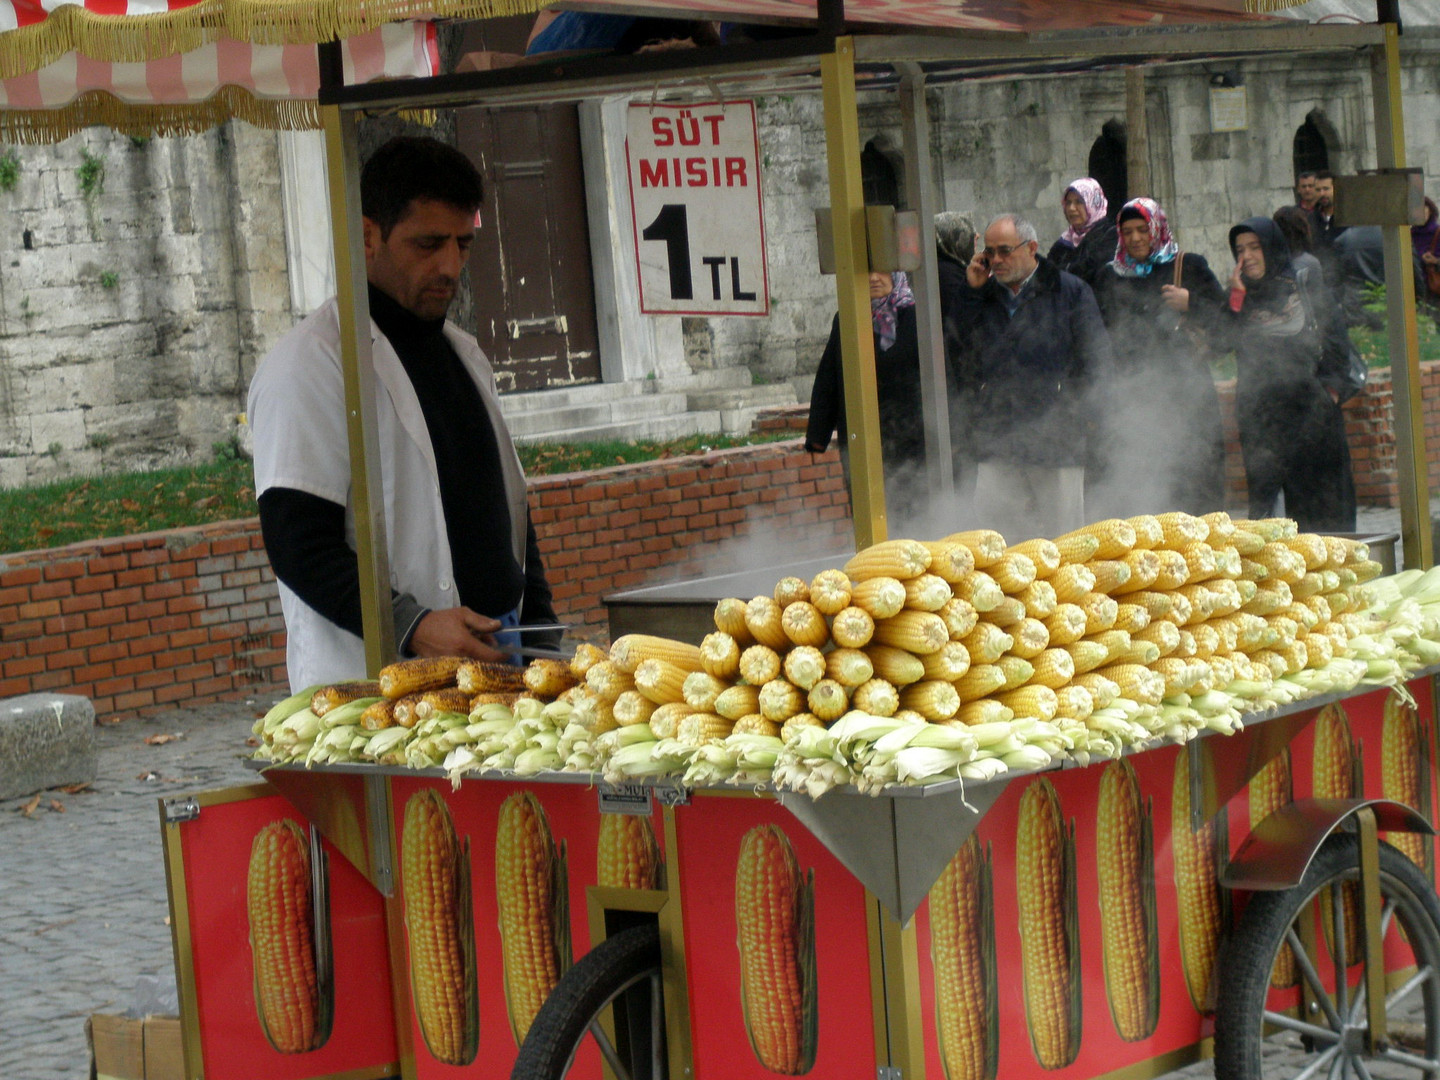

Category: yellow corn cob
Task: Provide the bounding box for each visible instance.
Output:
[945,530,1007,569]
[954,664,1007,701]
[1051,564,1097,605]
[929,833,998,1080]
[248,819,326,1055]
[634,658,691,705]
[990,552,1038,594]
[809,569,853,615]
[415,688,474,722]
[745,597,791,651]
[774,576,810,608]
[610,634,703,675]
[874,610,950,655]
[905,574,955,612]
[1075,673,1120,708]
[1086,560,1132,595]
[380,657,465,700]
[781,713,825,741]
[1078,518,1139,559]
[1054,685,1094,722]
[782,646,827,692]
[1304,595,1333,624]
[1053,532,1102,564]
[1010,619,1050,660]
[1018,645,1072,689]
[1289,573,1323,601]
[312,681,382,716]
[1176,542,1217,584]
[997,685,1059,721]
[1095,664,1164,707]
[1273,638,1307,674]
[1127,591,1175,621]
[568,642,607,679]
[1155,511,1209,549]
[1010,537,1062,577]
[1212,546,1243,580]
[1015,779,1079,1069]
[1382,692,1428,867]
[1230,528,1266,556]
[1172,751,1225,1014]
[1111,550,1161,596]
[1117,639,1161,667]
[682,670,728,711]
[759,680,806,722]
[1200,510,1236,540]
[701,632,742,680]
[1353,559,1384,582]
[1247,747,1300,991]
[1079,593,1120,635]
[1283,533,1329,570]
[996,655,1036,692]
[678,712,734,744]
[1253,543,1307,585]
[648,701,690,739]
[1315,702,1357,799]
[953,571,1004,613]
[612,690,658,727]
[1153,658,1203,697]
[1112,603,1151,635]
[597,813,662,891]
[922,540,979,583]
[986,596,1027,629]
[831,606,876,649]
[393,693,427,729]
[523,660,577,699]
[851,678,899,717]
[824,648,873,688]
[739,645,783,686]
[1064,640,1110,676]
[921,641,973,681]
[899,680,961,721]
[714,598,756,644]
[585,661,634,702]
[401,790,478,1064]
[736,825,817,1074]
[1149,550,1189,591]
[956,700,1015,726]
[1089,629,1132,662]
[806,679,850,722]
[1097,760,1158,1042]
[734,714,782,737]
[496,792,568,1046]
[961,623,1014,665]
[575,693,618,735]
[1134,620,1180,657]
[845,538,933,581]
[1043,605,1088,646]
[782,601,830,648]
[1127,514,1165,549]
[1301,632,1333,669]
[864,644,926,686]
[1018,580,1059,619]
[940,597,982,638]
[1321,535,1352,570]
[361,698,399,731]
[851,577,907,619]
[455,660,527,696]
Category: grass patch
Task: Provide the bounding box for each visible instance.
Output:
[517,430,797,475]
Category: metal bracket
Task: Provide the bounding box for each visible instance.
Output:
[163,796,200,824]
[878,1067,903,1080]
[652,783,691,807]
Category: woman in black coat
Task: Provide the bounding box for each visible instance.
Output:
[1047,178,1118,286]
[1091,197,1228,517]
[1219,216,1356,530]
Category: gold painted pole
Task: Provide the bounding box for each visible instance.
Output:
[865,893,926,1078]
[1370,24,1432,569]
[322,105,398,669]
[1124,68,1151,198]
[822,37,887,550]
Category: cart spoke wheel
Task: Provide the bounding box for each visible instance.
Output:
[1215,835,1440,1080]
[511,923,666,1080]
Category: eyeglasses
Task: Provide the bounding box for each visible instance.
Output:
[982,243,1030,259]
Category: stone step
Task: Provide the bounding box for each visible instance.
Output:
[686,383,797,412]
[653,367,756,392]
[502,392,691,440]
[511,410,724,446]
[498,379,648,416]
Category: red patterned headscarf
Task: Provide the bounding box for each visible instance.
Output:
[1111,197,1179,278]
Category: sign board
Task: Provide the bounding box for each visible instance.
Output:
[626,101,769,316]
[1209,85,1248,132]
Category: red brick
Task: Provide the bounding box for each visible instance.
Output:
[44,559,86,581]
[0,567,42,587]
[116,567,159,587]
[44,648,88,671]
[19,600,61,619]
[60,593,104,615]
[89,641,129,663]
[114,689,157,711]
[31,580,74,601]
[73,573,116,596]
[6,656,44,678]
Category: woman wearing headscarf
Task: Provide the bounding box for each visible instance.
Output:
[1415,196,1440,326]
[1090,198,1227,517]
[935,212,979,496]
[1219,216,1355,530]
[806,271,924,514]
[1046,178,1117,286]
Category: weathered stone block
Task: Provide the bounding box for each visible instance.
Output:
[0,693,95,801]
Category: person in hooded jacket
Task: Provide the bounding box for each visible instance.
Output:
[1220,215,1356,531]
[1091,198,1227,517]
[1046,178,1118,286]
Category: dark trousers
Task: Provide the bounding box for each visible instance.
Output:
[1238,378,1356,531]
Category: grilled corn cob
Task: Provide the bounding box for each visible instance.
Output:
[523,659,577,698]
[311,681,381,716]
[381,657,465,699]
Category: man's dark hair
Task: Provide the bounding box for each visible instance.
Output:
[1314,169,1334,182]
[1297,169,1318,181]
[1273,205,1314,255]
[361,136,483,238]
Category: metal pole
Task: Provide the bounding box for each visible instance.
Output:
[321,105,398,671]
[897,64,955,502]
[822,37,887,550]
[1369,23,1432,569]
[1124,67,1151,198]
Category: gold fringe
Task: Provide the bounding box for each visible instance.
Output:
[1243,0,1315,9]
[0,88,320,144]
[0,0,550,81]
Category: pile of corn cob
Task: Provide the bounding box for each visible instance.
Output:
[252,511,1440,797]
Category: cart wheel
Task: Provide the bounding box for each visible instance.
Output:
[511,922,665,1080]
[1214,834,1440,1080]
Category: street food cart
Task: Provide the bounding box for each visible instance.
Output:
[1,1,1435,1079]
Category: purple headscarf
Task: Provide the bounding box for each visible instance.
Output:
[1058,178,1109,249]
[1413,197,1439,262]
[871,271,915,351]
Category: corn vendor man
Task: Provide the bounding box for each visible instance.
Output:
[248,136,560,690]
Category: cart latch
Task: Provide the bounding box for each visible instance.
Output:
[163,796,200,824]
[653,783,690,807]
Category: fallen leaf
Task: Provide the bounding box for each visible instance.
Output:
[245,736,260,747]
[21,794,41,817]
[191,495,221,511]
[58,782,92,794]
[120,498,141,511]
[137,771,159,782]
[144,732,182,745]
[49,800,64,813]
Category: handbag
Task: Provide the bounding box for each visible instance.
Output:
[1172,252,1210,357]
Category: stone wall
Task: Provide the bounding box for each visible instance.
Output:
[0,123,294,488]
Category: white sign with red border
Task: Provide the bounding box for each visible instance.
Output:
[626,100,769,316]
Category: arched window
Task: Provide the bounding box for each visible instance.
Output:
[861,140,901,208]
[1293,113,1330,177]
[1087,119,1128,219]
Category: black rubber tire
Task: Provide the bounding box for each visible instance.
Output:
[511,922,664,1080]
[1214,833,1440,1080]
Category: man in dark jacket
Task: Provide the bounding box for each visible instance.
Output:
[951,213,1113,541]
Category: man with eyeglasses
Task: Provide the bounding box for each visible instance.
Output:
[951,213,1113,542]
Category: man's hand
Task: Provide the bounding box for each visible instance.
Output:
[966,250,991,289]
[410,607,509,662]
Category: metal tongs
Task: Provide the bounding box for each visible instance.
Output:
[490,623,576,661]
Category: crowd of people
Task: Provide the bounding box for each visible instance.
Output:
[807,169,1440,539]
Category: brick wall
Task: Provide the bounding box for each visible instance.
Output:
[0,441,852,719]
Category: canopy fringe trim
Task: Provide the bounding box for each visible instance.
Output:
[0,87,318,143]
